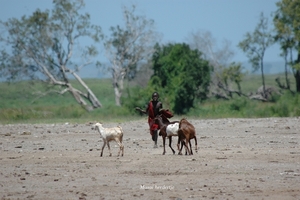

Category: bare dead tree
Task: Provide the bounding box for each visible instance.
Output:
[104,5,160,106]
[0,0,102,111]
[186,30,247,99]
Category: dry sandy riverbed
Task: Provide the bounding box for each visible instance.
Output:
[0,117,300,200]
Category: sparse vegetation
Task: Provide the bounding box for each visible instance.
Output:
[0,73,298,124]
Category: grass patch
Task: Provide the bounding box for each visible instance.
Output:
[0,74,299,124]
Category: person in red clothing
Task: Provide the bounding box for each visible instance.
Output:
[135,92,162,148]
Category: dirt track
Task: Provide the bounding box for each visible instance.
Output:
[1,117,300,200]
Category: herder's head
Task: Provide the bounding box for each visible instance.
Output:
[152,92,159,101]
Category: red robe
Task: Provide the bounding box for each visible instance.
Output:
[147,101,159,135]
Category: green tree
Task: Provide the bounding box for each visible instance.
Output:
[151,43,212,114]
[104,5,159,106]
[238,12,274,100]
[0,0,103,111]
[273,0,300,93]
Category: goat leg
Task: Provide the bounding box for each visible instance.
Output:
[115,139,124,157]
[117,141,121,156]
[194,137,198,153]
[189,140,193,155]
[107,142,112,157]
[162,136,166,155]
[177,137,181,155]
[121,144,124,156]
[178,137,186,155]
[184,138,191,155]
[168,136,175,154]
[101,140,107,157]
[177,138,180,151]
[120,143,124,157]
[178,141,184,155]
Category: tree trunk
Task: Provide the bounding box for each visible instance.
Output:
[112,69,125,106]
[261,59,266,98]
[114,86,122,106]
[295,69,300,93]
[295,53,300,93]
[284,50,290,90]
[113,77,123,106]
[68,86,92,111]
[71,71,102,109]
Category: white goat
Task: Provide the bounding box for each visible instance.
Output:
[166,122,179,137]
[92,122,124,157]
[166,122,181,151]
[154,115,180,155]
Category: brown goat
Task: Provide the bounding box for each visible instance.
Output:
[177,118,198,155]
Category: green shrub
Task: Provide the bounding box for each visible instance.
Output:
[53,105,85,118]
[269,91,300,117]
[229,97,248,112]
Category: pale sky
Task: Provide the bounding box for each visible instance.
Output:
[1,0,282,76]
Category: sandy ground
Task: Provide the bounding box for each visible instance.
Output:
[0,117,300,200]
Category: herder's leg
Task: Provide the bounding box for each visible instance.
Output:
[153,130,158,148]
